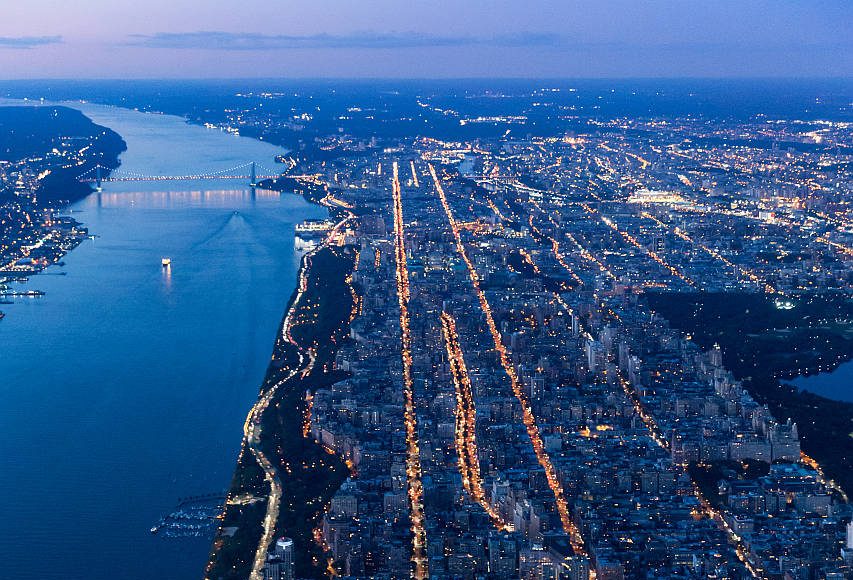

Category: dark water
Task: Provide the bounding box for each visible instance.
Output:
[0,103,325,579]
[791,360,853,403]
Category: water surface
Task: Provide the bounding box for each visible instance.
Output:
[790,360,853,403]
[0,103,325,580]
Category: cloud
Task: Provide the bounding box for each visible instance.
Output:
[127,31,561,51]
[0,36,62,49]
[125,31,852,56]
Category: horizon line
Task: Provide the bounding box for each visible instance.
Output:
[1,75,852,82]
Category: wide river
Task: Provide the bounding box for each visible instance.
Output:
[0,103,325,579]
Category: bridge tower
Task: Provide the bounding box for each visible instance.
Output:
[96,166,102,191]
[250,162,257,187]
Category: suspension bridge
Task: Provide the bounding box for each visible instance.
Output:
[78,161,282,188]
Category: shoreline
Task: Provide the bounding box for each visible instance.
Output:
[0,103,125,315]
[206,201,358,579]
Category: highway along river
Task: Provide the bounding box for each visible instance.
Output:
[0,102,326,580]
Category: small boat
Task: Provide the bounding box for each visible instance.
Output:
[161,258,171,267]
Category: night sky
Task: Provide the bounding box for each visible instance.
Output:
[0,0,850,78]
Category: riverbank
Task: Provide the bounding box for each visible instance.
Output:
[206,239,358,579]
[0,106,125,204]
[0,106,125,307]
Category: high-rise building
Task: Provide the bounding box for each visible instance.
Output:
[263,537,294,580]
[709,343,723,368]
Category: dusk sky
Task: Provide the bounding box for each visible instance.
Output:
[1,0,850,78]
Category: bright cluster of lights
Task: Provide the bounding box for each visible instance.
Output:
[517,248,542,275]
[77,161,278,183]
[816,235,853,257]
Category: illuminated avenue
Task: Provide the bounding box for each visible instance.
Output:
[391,161,429,578]
[440,311,513,533]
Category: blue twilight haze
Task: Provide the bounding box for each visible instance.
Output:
[0,0,849,78]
